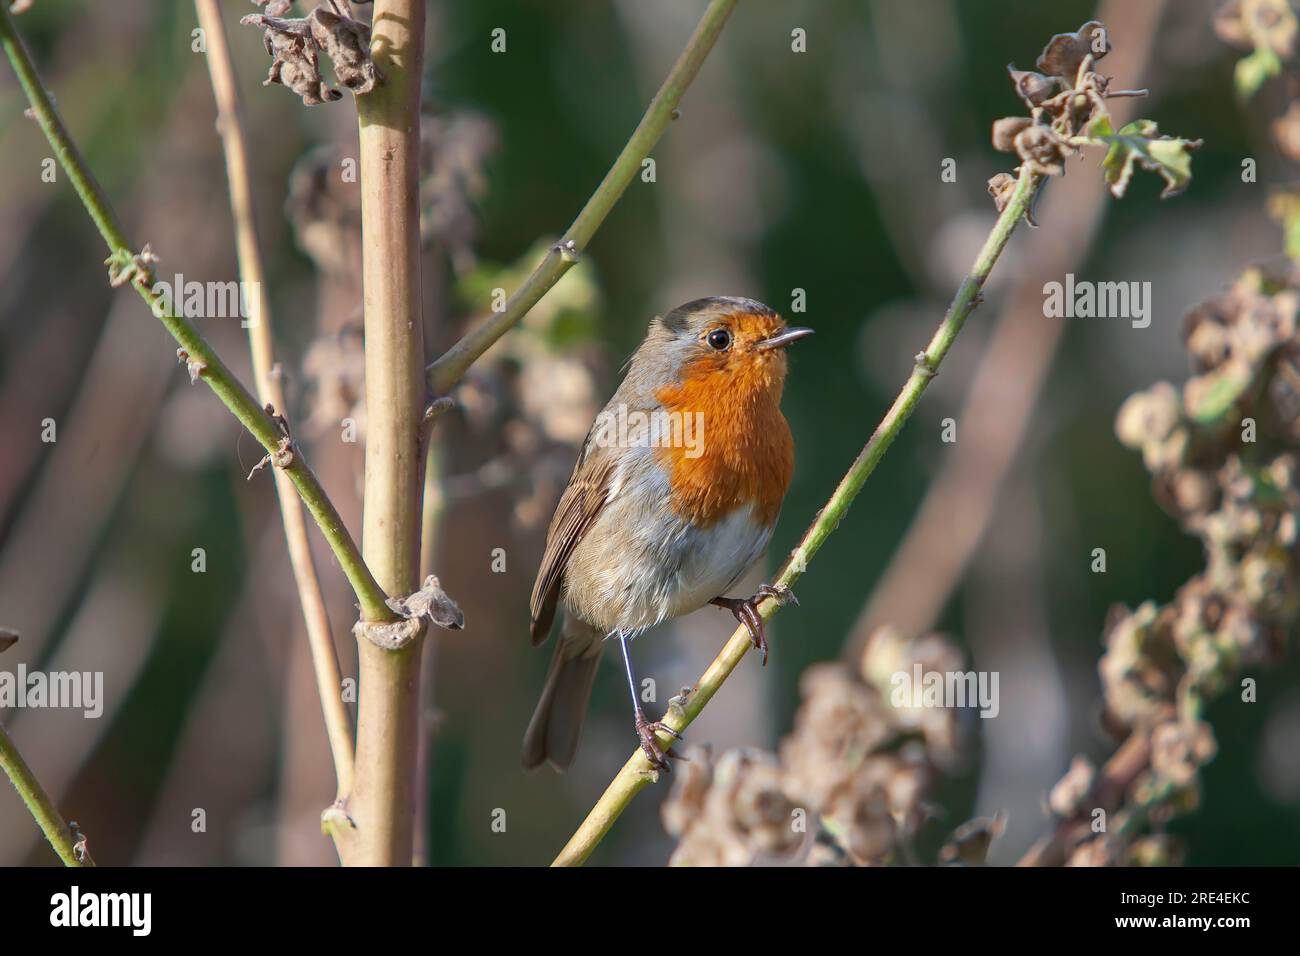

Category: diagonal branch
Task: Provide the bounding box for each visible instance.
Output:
[551,166,1043,867]
[425,0,739,395]
[0,641,94,866]
[849,0,1167,650]
[194,0,355,801]
[0,4,393,624]
[0,726,92,866]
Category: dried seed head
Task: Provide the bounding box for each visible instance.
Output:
[418,111,500,273]
[1006,65,1059,107]
[663,747,805,866]
[986,172,1017,213]
[1125,834,1185,867]
[242,4,384,106]
[1047,756,1095,818]
[385,574,465,630]
[1037,20,1111,80]
[242,13,342,106]
[285,145,362,279]
[1115,382,1180,450]
[991,116,1033,152]
[310,7,384,95]
[301,328,365,438]
[1013,124,1066,177]
[938,812,1007,866]
[1151,720,1218,788]
[1214,0,1298,57]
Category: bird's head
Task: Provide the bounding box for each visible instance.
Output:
[648,296,813,397]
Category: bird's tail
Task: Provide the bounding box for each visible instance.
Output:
[522,615,604,772]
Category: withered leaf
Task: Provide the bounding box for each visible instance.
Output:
[1014,124,1067,177]
[991,116,1033,152]
[241,13,342,106]
[386,574,465,630]
[986,172,1017,213]
[1037,20,1110,80]
[310,7,384,95]
[1006,65,1060,107]
[1093,116,1202,199]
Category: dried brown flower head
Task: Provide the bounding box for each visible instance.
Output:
[242,3,383,106]
[1036,21,1110,79]
[666,627,973,866]
[989,20,1199,205]
[310,6,382,95]
[1047,756,1096,818]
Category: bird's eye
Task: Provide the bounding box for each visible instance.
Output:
[706,328,732,351]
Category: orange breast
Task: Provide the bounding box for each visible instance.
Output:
[654,352,794,529]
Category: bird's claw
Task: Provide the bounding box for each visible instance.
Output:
[711,583,796,666]
[634,711,683,771]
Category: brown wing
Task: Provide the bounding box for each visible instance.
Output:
[529,440,617,646]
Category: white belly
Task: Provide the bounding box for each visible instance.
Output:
[663,503,772,618]
[562,453,774,634]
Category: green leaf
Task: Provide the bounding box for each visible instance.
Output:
[1267,191,1300,265]
[1285,214,1300,264]
[1086,113,1115,139]
[1097,119,1201,199]
[1183,361,1254,425]
[1235,46,1282,101]
[455,238,604,349]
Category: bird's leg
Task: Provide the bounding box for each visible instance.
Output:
[709,583,798,666]
[618,631,682,772]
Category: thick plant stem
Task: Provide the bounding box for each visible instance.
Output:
[0,723,93,866]
[345,0,428,867]
[0,4,391,624]
[195,0,355,802]
[425,0,739,395]
[552,166,1042,867]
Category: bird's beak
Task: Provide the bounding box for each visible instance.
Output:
[756,327,814,350]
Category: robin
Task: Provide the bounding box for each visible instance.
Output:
[523,296,811,772]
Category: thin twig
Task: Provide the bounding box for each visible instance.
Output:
[424,0,739,395]
[194,0,355,801]
[0,4,392,624]
[0,555,161,865]
[0,722,93,866]
[552,166,1042,867]
[413,441,447,867]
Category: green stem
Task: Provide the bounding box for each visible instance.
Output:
[425,0,739,395]
[195,0,356,802]
[0,5,392,623]
[551,166,1041,867]
[0,722,93,866]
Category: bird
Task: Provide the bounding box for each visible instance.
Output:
[522,295,811,772]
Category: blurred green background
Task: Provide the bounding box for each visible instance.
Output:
[0,0,1297,866]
